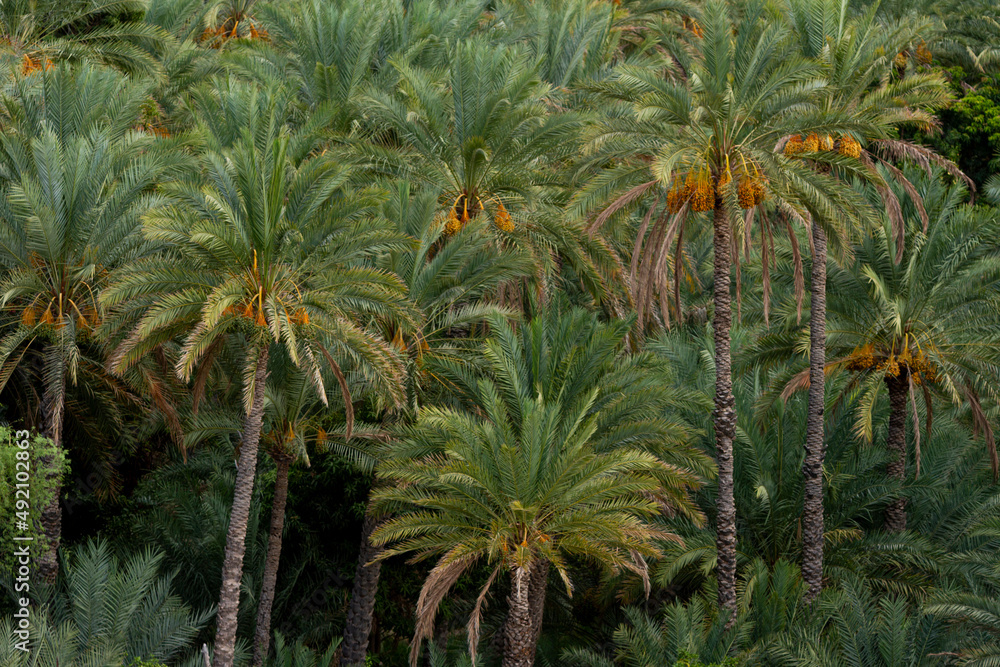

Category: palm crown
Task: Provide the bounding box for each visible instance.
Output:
[372,307,712,664]
[105,93,410,414]
[372,369,673,665]
[0,66,179,445]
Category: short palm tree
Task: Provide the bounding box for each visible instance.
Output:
[576,0,871,619]
[372,389,672,667]
[768,577,958,667]
[829,187,1000,531]
[0,539,211,667]
[373,306,711,667]
[104,96,410,667]
[0,67,179,581]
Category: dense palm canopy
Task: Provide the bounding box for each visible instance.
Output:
[1,0,999,666]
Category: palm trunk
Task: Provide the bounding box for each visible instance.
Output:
[802,221,827,602]
[341,510,386,666]
[528,560,548,647]
[38,382,64,584]
[502,566,536,667]
[495,557,548,658]
[213,345,270,667]
[711,198,738,624]
[884,375,908,532]
[252,454,292,667]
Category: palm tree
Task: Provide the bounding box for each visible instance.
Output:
[492,0,621,91]
[0,538,211,667]
[831,183,1000,531]
[768,577,959,667]
[340,182,535,667]
[781,0,964,601]
[252,353,324,667]
[358,37,619,308]
[255,0,399,126]
[763,173,1000,532]
[575,0,870,619]
[372,307,710,667]
[371,387,672,667]
[253,349,392,667]
[103,93,409,667]
[0,66,179,581]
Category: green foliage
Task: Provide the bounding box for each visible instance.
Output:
[0,0,999,666]
[0,539,210,667]
[128,658,168,667]
[935,74,1000,185]
[121,446,267,622]
[266,633,339,667]
[672,652,738,667]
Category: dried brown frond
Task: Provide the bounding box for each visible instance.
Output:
[316,344,354,441]
[964,386,998,482]
[878,160,930,231]
[869,139,975,193]
[466,565,501,666]
[409,554,476,667]
[588,180,658,236]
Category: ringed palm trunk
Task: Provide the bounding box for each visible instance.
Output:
[711,196,738,624]
[884,374,908,532]
[341,510,386,666]
[38,378,65,584]
[802,222,827,602]
[214,345,270,667]
[252,453,292,667]
[502,565,536,667]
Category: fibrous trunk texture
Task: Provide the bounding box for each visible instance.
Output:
[885,375,909,532]
[213,346,269,667]
[341,511,386,667]
[802,221,827,602]
[252,454,292,667]
[528,560,548,646]
[712,199,738,625]
[496,558,549,658]
[502,566,536,667]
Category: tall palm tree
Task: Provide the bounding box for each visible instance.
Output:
[762,173,1000,532]
[340,182,535,667]
[358,37,620,308]
[104,96,409,667]
[0,66,179,581]
[252,349,361,667]
[781,0,962,601]
[575,0,870,619]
